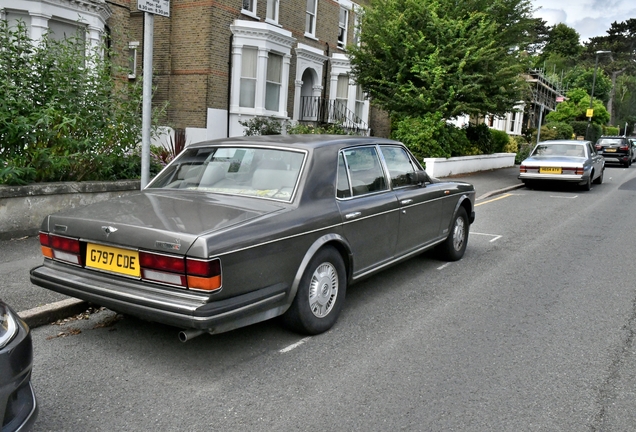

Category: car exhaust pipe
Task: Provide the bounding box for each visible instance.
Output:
[178,329,207,342]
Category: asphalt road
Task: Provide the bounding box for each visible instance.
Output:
[13,165,636,430]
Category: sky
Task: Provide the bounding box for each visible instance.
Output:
[532,0,636,42]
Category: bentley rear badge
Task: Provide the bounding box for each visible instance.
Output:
[102,226,118,237]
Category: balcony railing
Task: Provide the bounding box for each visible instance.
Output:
[299,96,369,135]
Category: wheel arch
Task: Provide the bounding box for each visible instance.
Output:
[287,234,352,308]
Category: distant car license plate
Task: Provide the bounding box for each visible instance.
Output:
[86,243,140,277]
[605,148,617,152]
[540,167,562,174]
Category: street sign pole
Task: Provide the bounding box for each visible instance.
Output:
[140,11,154,189]
[138,0,169,189]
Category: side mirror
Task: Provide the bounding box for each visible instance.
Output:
[408,170,429,186]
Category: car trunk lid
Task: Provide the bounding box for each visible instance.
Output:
[45,191,285,255]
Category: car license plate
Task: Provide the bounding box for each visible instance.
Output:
[605,148,617,152]
[540,167,562,174]
[86,243,140,277]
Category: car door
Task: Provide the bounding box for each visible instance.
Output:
[378,145,446,256]
[587,142,603,178]
[336,147,400,276]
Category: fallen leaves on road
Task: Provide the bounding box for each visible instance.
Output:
[51,306,106,326]
[46,328,82,340]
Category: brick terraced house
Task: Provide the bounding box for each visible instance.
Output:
[2,0,391,142]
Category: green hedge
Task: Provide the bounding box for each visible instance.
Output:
[0,20,164,185]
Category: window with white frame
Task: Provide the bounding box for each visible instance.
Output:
[230,21,294,121]
[265,53,282,111]
[242,0,256,15]
[355,84,364,120]
[240,47,258,108]
[128,42,139,79]
[338,7,348,48]
[305,0,317,36]
[352,6,361,46]
[266,0,279,22]
[336,75,349,111]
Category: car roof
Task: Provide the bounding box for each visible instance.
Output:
[187,134,400,151]
[539,140,590,146]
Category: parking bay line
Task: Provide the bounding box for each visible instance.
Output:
[475,193,513,206]
[280,337,311,353]
[471,232,503,242]
[549,195,578,199]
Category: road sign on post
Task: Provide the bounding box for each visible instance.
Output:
[586,109,594,118]
[138,0,169,189]
[138,0,170,17]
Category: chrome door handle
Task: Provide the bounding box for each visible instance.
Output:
[345,212,361,220]
[401,199,413,205]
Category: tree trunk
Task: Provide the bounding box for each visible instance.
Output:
[608,68,627,125]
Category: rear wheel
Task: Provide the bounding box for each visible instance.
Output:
[593,168,604,184]
[283,246,346,335]
[582,175,592,191]
[436,206,469,261]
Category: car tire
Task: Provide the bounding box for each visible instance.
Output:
[582,175,592,191]
[436,206,469,261]
[283,246,346,335]
[593,169,604,184]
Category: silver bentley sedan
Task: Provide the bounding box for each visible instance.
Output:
[30,135,475,340]
[519,140,605,190]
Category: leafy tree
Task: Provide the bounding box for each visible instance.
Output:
[348,0,534,120]
[562,66,612,104]
[585,19,636,124]
[523,18,550,55]
[545,88,609,125]
[613,75,636,134]
[542,23,583,60]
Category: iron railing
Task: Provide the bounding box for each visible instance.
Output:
[299,96,369,135]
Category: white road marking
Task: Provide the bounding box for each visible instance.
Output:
[549,195,578,199]
[471,232,503,242]
[437,263,451,270]
[279,337,311,353]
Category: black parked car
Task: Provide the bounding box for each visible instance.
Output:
[0,299,38,431]
[30,135,475,340]
[595,136,633,167]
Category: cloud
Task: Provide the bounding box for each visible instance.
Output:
[534,8,567,26]
[573,17,611,41]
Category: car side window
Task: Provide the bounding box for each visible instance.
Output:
[342,146,388,197]
[380,145,416,188]
[337,152,352,198]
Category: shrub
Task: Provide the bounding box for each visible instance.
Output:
[466,123,494,154]
[239,117,283,135]
[569,121,588,139]
[604,126,619,136]
[0,19,165,185]
[286,123,350,135]
[391,115,478,160]
[533,122,574,142]
[490,129,511,153]
[503,135,519,154]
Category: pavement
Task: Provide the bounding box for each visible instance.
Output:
[5,166,523,328]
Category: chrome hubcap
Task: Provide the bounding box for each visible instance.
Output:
[309,262,338,318]
[452,217,466,251]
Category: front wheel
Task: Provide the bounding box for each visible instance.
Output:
[436,206,469,261]
[283,246,346,335]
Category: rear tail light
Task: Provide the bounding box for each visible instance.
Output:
[39,232,82,265]
[575,167,584,175]
[620,145,629,151]
[139,251,222,292]
[562,167,585,175]
[595,145,602,150]
[519,165,527,173]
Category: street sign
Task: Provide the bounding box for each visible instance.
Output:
[138,0,170,17]
[556,96,565,102]
[586,108,594,118]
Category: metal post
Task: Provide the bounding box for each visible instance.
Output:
[141,12,154,189]
[536,104,544,145]
[585,51,611,142]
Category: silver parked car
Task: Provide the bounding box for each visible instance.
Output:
[31,135,475,339]
[519,140,604,191]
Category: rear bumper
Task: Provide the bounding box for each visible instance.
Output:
[0,314,38,432]
[30,260,289,334]
[518,173,588,184]
[601,154,630,164]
